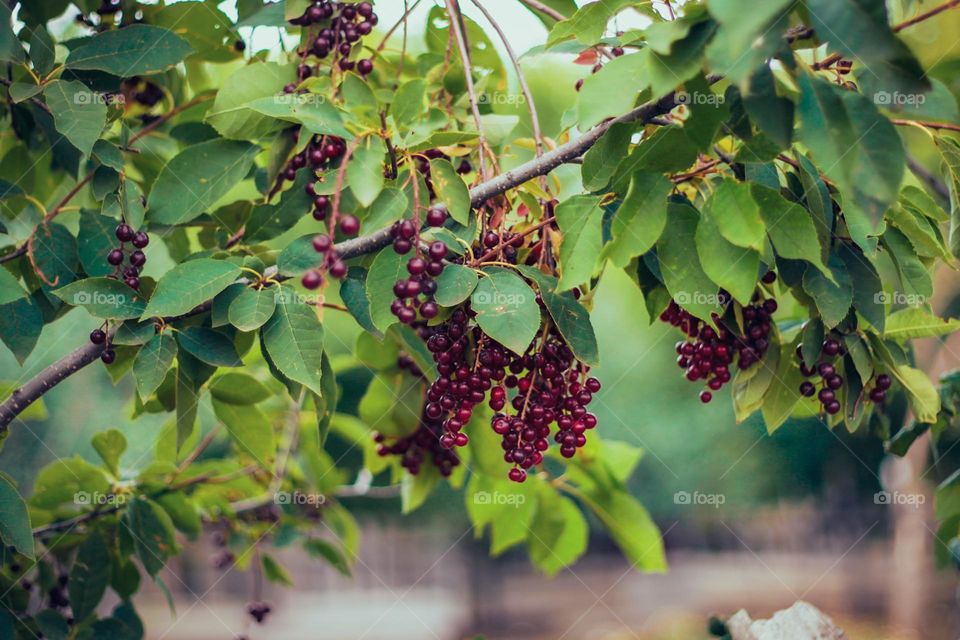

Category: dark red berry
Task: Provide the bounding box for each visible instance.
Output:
[107,249,124,265]
[115,223,134,242]
[90,329,106,345]
[100,349,116,364]
[426,207,447,227]
[132,231,149,248]
[876,374,892,391]
[313,234,332,253]
[302,270,323,290]
[428,241,447,261]
[329,260,348,279]
[339,215,360,235]
[357,59,374,75]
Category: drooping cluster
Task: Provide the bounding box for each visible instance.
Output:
[106,222,149,292]
[420,309,600,483]
[289,1,378,75]
[388,216,448,325]
[661,274,778,403]
[797,336,892,415]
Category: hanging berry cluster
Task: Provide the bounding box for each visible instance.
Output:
[288,1,378,75]
[388,212,450,325]
[106,222,149,291]
[417,308,600,484]
[660,272,778,403]
[374,344,461,478]
[797,336,892,414]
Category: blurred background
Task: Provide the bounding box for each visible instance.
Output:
[4,1,960,639]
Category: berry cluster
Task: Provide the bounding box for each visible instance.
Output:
[388,215,449,325]
[106,222,149,291]
[797,336,892,414]
[661,275,778,403]
[289,1,378,75]
[246,600,272,624]
[420,308,600,483]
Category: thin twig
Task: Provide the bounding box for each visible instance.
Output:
[444,0,489,179]
[516,0,566,21]
[893,0,960,32]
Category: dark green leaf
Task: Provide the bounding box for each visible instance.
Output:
[142,259,241,319]
[54,278,147,320]
[177,327,242,367]
[0,474,33,558]
[66,25,193,76]
[134,333,178,400]
[261,299,325,395]
[472,267,541,356]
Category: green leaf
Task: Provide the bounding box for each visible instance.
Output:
[472,267,541,355]
[882,226,933,299]
[261,299,325,395]
[760,340,805,433]
[0,3,24,64]
[69,531,110,621]
[66,25,193,76]
[527,488,588,576]
[391,79,426,127]
[54,278,147,320]
[212,399,276,465]
[261,554,293,586]
[359,371,424,438]
[742,64,794,149]
[347,137,385,207]
[695,213,760,305]
[43,80,107,157]
[32,222,78,291]
[429,158,471,225]
[247,173,313,242]
[0,267,27,306]
[556,195,603,291]
[277,234,320,276]
[705,0,792,82]
[656,199,719,320]
[142,259,241,319]
[547,0,636,47]
[134,333,178,401]
[303,539,351,576]
[837,243,884,333]
[123,497,178,577]
[77,209,119,278]
[936,138,960,259]
[91,429,127,477]
[0,474,33,558]
[752,184,831,277]
[647,20,715,98]
[366,248,407,333]
[340,268,381,338]
[581,487,666,572]
[244,94,351,139]
[434,263,479,307]
[208,372,272,405]
[604,171,674,268]
[581,122,634,191]
[802,257,853,329]
[313,351,338,445]
[891,364,940,424]
[228,287,277,332]
[401,464,439,514]
[34,610,69,640]
[0,298,42,365]
[884,308,960,341]
[516,266,599,366]
[148,140,259,225]
[576,51,649,130]
[701,180,765,251]
[154,491,201,539]
[205,62,294,140]
[796,73,905,240]
[177,327,242,367]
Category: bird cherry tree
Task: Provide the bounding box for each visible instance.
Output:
[1,0,960,637]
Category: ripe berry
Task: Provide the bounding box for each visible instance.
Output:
[421,301,439,319]
[129,250,146,267]
[428,241,447,261]
[799,381,816,397]
[302,270,323,290]
[699,390,712,403]
[89,329,106,345]
[132,232,149,248]
[869,388,886,403]
[107,249,124,266]
[393,238,412,254]
[823,339,841,356]
[761,271,777,284]
[124,276,140,290]
[358,1,374,17]
[508,467,527,483]
[339,215,360,235]
[407,257,427,275]
[115,223,134,242]
[483,231,499,248]
[357,59,374,75]
[329,260,348,279]
[876,374,892,391]
[426,207,447,227]
[100,349,116,364]
[313,234,332,253]
[825,401,841,415]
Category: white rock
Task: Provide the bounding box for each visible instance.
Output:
[725,601,847,640]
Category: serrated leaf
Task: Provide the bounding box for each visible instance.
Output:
[556,195,603,291]
[177,327,241,367]
[205,62,294,140]
[244,94,351,139]
[66,25,193,76]
[0,267,26,306]
[516,266,599,366]
[0,474,33,558]
[802,257,853,329]
[430,158,471,225]
[604,171,672,268]
[54,278,147,320]
[391,79,426,127]
[884,308,960,341]
[261,299,325,395]
[133,333,178,401]
[434,263,479,307]
[366,248,407,333]
[43,80,106,157]
[212,399,275,465]
[472,267,540,355]
[228,287,277,332]
[347,137,385,207]
[69,531,109,621]
[148,140,259,225]
[142,259,241,319]
[208,372,272,405]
